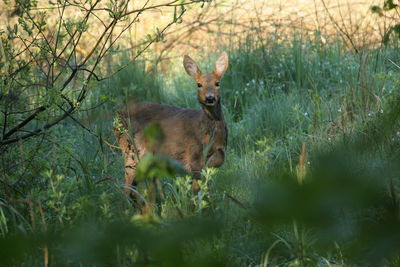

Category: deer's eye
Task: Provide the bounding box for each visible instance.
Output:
[215,81,220,87]
[197,83,202,87]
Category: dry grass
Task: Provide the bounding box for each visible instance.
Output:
[1,0,396,68]
[131,0,395,55]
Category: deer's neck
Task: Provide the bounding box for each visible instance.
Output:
[201,101,224,122]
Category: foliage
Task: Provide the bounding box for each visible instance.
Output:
[1,7,400,266]
[371,0,400,45]
[0,0,204,147]
[136,154,184,182]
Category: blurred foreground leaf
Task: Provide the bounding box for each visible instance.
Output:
[251,96,400,264]
[0,217,224,266]
[136,154,185,181]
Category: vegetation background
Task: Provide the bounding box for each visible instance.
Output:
[1,0,400,266]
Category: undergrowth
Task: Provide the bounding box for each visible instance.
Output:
[1,35,400,266]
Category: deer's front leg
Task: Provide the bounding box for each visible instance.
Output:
[114,128,139,199]
[123,151,137,196]
[190,152,204,194]
[192,171,202,194]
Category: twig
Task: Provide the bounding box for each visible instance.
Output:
[95,176,113,184]
[320,0,359,53]
[388,58,400,69]
[2,107,46,140]
[226,193,248,210]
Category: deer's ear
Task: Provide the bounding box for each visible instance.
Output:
[183,55,202,79]
[213,52,229,78]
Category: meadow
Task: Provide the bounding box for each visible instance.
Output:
[1,0,400,266]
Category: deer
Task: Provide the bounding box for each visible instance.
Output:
[114,52,229,201]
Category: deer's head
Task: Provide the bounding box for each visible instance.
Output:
[183,52,229,107]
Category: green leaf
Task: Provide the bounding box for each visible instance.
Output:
[135,154,185,181]
[382,27,393,45]
[392,23,400,36]
[143,123,164,149]
[370,5,383,16]
[383,0,397,10]
[382,24,400,45]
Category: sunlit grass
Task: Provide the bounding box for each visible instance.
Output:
[1,31,400,266]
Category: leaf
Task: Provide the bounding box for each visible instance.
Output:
[382,24,400,45]
[143,123,164,149]
[383,0,397,10]
[392,23,400,37]
[370,5,383,16]
[135,154,185,181]
[382,27,393,45]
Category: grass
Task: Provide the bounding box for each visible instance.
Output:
[1,34,400,266]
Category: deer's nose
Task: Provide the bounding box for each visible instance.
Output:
[205,95,216,103]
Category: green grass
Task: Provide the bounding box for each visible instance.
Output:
[1,35,400,266]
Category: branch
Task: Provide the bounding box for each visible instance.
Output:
[2,106,46,140]
[96,7,188,81]
[321,0,359,53]
[0,106,71,146]
[0,0,204,147]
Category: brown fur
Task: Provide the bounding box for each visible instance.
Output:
[114,52,229,196]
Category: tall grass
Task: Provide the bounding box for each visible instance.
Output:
[1,33,400,266]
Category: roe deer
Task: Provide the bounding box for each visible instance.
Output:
[114,52,229,197]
